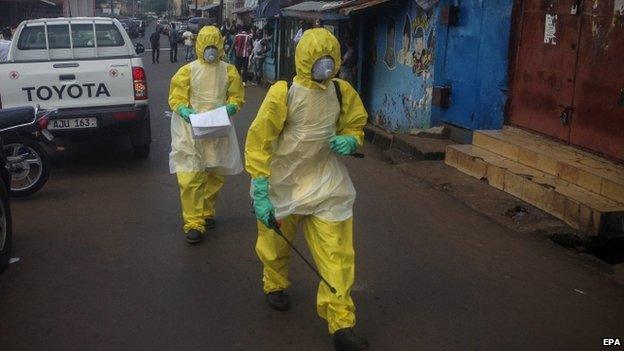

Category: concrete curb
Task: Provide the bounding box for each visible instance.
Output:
[364,124,454,161]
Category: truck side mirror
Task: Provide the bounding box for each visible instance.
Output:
[134,43,145,54]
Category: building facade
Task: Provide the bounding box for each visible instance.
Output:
[361,0,514,135]
[361,0,439,132]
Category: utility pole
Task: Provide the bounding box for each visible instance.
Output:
[195,0,198,17]
[219,0,223,25]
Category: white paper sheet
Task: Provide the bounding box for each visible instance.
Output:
[192,125,230,138]
[189,106,231,128]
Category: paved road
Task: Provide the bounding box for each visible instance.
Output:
[1,24,623,351]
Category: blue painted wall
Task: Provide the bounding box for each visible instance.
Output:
[362,1,439,132]
[432,0,513,130]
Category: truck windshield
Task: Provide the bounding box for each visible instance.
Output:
[17,23,125,50]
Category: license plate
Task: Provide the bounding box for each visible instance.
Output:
[48,117,98,130]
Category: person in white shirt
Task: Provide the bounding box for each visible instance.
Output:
[183,30,194,62]
[251,37,268,85]
[0,27,13,62]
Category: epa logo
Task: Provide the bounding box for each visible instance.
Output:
[603,338,621,346]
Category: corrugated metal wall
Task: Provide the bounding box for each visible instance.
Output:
[509,0,624,161]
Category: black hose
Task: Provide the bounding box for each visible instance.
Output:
[268,214,338,294]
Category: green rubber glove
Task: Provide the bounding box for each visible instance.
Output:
[225,103,238,116]
[252,177,275,228]
[329,135,358,156]
[177,106,196,123]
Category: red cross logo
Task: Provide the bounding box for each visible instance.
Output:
[109,69,119,78]
[9,71,19,80]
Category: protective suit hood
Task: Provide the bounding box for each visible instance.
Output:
[195,25,224,63]
[295,28,341,89]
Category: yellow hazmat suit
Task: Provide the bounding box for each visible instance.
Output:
[245,28,367,334]
[169,26,244,234]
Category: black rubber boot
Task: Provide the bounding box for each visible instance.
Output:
[266,291,290,311]
[205,218,216,230]
[333,328,368,351]
[185,229,202,244]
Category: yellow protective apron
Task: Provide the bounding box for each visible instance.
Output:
[169,60,243,175]
[268,82,356,222]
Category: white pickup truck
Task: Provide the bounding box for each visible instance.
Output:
[0,17,150,157]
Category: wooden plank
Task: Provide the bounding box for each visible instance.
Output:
[473,132,520,161]
[445,144,624,236]
[485,162,505,190]
[518,147,558,175]
[473,128,624,204]
[602,180,624,206]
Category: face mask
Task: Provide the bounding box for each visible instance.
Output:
[204,47,218,63]
[311,57,335,82]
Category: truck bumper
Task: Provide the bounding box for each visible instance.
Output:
[48,104,150,142]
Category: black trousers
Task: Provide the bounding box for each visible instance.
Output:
[170,44,178,62]
[235,56,248,82]
[152,47,160,63]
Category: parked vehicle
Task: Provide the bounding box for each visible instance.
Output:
[0,106,40,273]
[119,18,139,38]
[1,107,57,197]
[187,17,212,34]
[0,17,151,158]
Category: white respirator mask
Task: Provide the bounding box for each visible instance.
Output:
[203,46,218,63]
[311,57,335,82]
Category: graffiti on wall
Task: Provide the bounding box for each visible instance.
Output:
[396,8,435,77]
[384,18,397,69]
[398,15,413,66]
[370,22,378,66]
[368,3,438,132]
[412,9,435,77]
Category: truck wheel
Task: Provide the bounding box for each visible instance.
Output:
[3,136,50,197]
[0,183,12,273]
[132,144,150,158]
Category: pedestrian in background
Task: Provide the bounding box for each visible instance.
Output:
[220,18,233,35]
[250,37,268,85]
[149,30,160,64]
[234,26,252,86]
[0,27,13,62]
[183,29,194,62]
[169,23,179,63]
[223,28,234,64]
[250,26,258,41]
